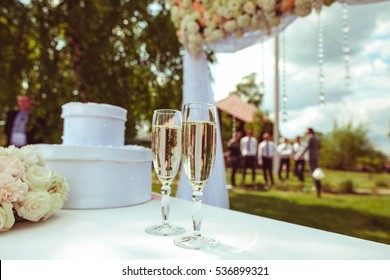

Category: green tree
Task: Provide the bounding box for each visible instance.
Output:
[320,121,385,171]
[0,0,182,145]
[230,72,263,109]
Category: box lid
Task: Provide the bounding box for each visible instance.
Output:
[36,144,152,162]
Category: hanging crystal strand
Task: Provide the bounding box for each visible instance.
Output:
[342,0,351,86]
[318,12,325,106]
[281,30,287,123]
[259,38,265,95]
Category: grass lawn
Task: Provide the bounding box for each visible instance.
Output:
[153,168,390,245]
[229,188,390,245]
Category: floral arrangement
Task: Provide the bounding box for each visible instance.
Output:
[167,0,336,56]
[0,145,69,232]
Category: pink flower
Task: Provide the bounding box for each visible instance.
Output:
[0,155,26,180]
[0,173,28,204]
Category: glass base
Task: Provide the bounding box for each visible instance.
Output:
[174,234,219,250]
[145,224,185,236]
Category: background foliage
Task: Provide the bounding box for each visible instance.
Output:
[0,0,182,144]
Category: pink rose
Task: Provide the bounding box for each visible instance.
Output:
[0,173,28,204]
[0,155,26,180]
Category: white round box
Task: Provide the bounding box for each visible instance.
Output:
[61,102,127,147]
[37,144,152,209]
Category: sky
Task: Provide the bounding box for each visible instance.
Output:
[210,1,390,155]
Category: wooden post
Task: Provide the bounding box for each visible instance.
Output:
[273,35,280,175]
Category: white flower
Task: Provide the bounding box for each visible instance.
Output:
[0,154,25,180]
[170,6,181,27]
[0,147,8,156]
[15,191,51,222]
[43,193,64,221]
[186,20,200,33]
[223,20,238,32]
[237,14,251,28]
[0,202,15,232]
[9,145,45,167]
[166,0,330,57]
[243,1,256,14]
[182,0,192,9]
[23,165,52,192]
[228,0,243,11]
[47,171,69,201]
[261,0,276,12]
[0,146,68,232]
[0,173,28,204]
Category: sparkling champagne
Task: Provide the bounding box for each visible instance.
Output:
[183,121,216,190]
[152,125,182,185]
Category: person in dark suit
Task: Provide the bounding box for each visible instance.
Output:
[226,130,242,188]
[257,132,276,188]
[4,95,39,147]
[300,128,322,197]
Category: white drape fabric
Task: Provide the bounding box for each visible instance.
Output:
[176,51,229,209]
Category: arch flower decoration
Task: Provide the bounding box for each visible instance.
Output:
[167,0,336,57]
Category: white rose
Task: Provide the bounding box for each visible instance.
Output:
[43,193,64,221]
[261,0,276,11]
[224,20,237,32]
[15,191,51,222]
[0,202,16,232]
[243,1,256,14]
[11,145,45,167]
[228,0,242,11]
[182,0,192,9]
[211,29,224,41]
[170,6,181,27]
[0,173,29,203]
[188,33,202,44]
[0,155,26,180]
[23,165,52,191]
[0,147,8,156]
[47,171,69,201]
[186,20,200,33]
[237,14,251,28]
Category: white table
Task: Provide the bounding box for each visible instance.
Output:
[1,195,389,260]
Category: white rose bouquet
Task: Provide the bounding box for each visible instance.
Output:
[0,145,69,232]
[167,0,336,57]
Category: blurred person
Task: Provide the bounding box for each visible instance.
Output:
[277,137,292,184]
[293,136,305,183]
[226,130,242,188]
[4,95,35,147]
[258,132,276,188]
[299,128,322,198]
[240,129,258,187]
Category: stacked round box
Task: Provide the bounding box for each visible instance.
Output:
[38,102,152,209]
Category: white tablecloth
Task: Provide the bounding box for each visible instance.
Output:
[1,195,389,260]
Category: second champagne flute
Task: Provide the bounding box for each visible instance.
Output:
[174,102,219,249]
[145,109,185,236]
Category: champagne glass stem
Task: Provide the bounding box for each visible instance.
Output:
[192,190,203,236]
[161,182,171,225]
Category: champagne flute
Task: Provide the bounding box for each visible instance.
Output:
[174,102,219,249]
[145,109,185,236]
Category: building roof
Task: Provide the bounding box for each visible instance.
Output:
[216,94,258,123]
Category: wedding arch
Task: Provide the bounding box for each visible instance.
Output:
[167,0,388,208]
